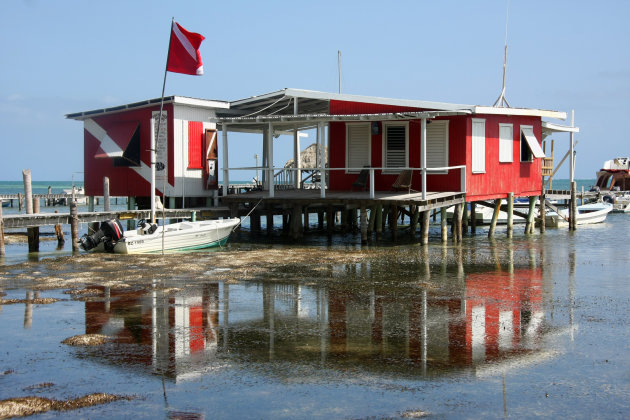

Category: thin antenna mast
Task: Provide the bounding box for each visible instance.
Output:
[338,50,342,94]
[493,0,511,108]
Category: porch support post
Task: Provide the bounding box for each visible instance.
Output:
[268,122,275,198]
[293,98,301,189]
[421,117,427,200]
[222,124,229,198]
[318,122,326,198]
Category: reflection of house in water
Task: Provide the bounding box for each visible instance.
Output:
[82,266,553,380]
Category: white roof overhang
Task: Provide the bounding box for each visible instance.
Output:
[212,110,471,133]
[541,121,580,134]
[66,96,229,120]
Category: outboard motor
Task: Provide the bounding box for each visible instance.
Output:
[603,194,616,204]
[79,219,124,252]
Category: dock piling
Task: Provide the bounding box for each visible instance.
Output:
[507,193,514,238]
[70,202,79,252]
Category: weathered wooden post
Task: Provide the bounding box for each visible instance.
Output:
[507,192,514,238]
[451,203,460,243]
[0,203,4,256]
[29,197,40,253]
[525,196,537,234]
[375,204,383,240]
[470,202,477,234]
[23,169,33,214]
[18,193,23,212]
[422,210,430,245]
[327,205,334,238]
[539,191,546,233]
[266,205,274,236]
[103,177,110,212]
[440,207,448,242]
[360,205,368,245]
[47,186,52,206]
[461,204,468,234]
[410,205,419,237]
[70,201,79,252]
[23,170,39,252]
[54,210,65,248]
[570,181,577,231]
[488,199,501,238]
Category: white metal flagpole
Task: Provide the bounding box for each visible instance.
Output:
[154,18,175,254]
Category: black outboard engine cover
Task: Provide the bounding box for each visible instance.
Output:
[79,219,125,252]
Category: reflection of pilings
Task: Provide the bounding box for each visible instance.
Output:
[24,290,33,329]
[317,288,328,364]
[263,283,275,360]
[104,287,110,313]
[223,283,229,350]
[569,247,576,342]
[422,289,427,376]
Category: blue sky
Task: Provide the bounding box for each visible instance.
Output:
[1,0,628,181]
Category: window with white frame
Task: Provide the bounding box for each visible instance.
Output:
[346,123,371,173]
[472,119,486,173]
[383,122,408,171]
[499,123,513,163]
[426,120,449,173]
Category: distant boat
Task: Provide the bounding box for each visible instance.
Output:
[594,157,630,192]
[79,218,240,254]
[545,202,613,227]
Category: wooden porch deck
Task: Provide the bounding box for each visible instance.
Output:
[222,189,465,212]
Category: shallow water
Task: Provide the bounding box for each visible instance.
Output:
[1,214,630,419]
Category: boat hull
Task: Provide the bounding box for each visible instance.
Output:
[545,203,613,227]
[94,218,240,254]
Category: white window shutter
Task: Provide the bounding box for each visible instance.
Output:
[472,119,486,173]
[346,124,370,171]
[499,124,513,163]
[426,121,449,170]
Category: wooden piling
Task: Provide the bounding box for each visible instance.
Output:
[392,206,398,241]
[103,177,110,212]
[441,207,448,242]
[327,205,334,237]
[462,204,468,235]
[28,197,40,252]
[47,186,53,206]
[570,181,577,231]
[54,210,65,247]
[360,206,368,244]
[375,204,383,240]
[70,202,79,252]
[470,202,477,234]
[525,196,537,234]
[422,210,430,245]
[266,206,274,236]
[507,192,514,238]
[18,193,23,211]
[410,205,419,237]
[367,206,376,235]
[0,203,4,256]
[23,169,33,214]
[451,203,460,243]
[488,199,501,238]
[539,191,546,233]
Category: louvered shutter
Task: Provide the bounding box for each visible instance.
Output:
[385,124,407,168]
[426,121,448,171]
[346,124,370,171]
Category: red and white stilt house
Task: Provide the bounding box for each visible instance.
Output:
[67,96,228,207]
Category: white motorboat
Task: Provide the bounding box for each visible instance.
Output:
[545,202,613,227]
[80,217,241,254]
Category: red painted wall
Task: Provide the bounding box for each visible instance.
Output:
[465,114,543,201]
[83,104,174,197]
[327,100,544,200]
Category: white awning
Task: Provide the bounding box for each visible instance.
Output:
[522,127,546,158]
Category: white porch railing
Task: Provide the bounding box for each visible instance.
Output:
[226,165,467,199]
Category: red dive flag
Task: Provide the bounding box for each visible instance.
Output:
[167,22,205,75]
